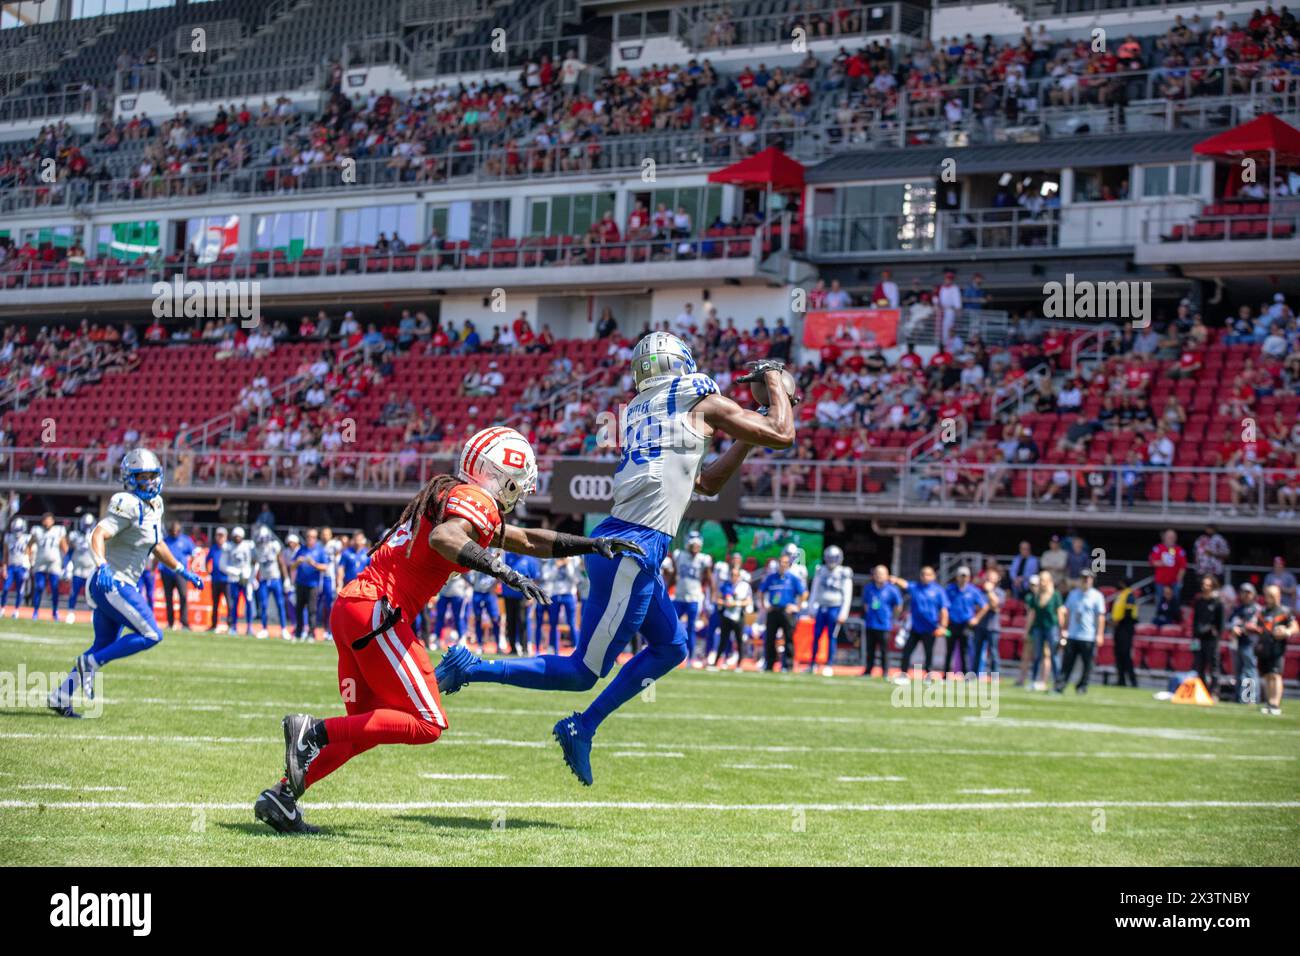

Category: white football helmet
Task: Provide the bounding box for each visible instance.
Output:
[79,513,97,532]
[253,525,273,544]
[231,526,246,540]
[823,545,843,567]
[457,426,537,514]
[121,447,163,500]
[631,331,696,393]
[10,516,26,533]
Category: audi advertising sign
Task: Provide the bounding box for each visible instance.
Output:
[548,459,739,521]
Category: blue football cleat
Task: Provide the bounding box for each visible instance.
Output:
[46,693,81,719]
[434,644,480,695]
[553,712,594,786]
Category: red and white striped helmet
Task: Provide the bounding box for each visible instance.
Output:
[457,426,537,513]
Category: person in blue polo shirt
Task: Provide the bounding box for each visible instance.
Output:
[501,550,540,655]
[890,566,950,679]
[160,520,196,630]
[338,532,370,586]
[291,528,330,642]
[944,565,988,676]
[759,553,808,672]
[206,526,229,631]
[861,564,903,677]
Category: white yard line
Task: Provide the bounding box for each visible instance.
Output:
[419,773,508,781]
[837,775,907,782]
[957,788,1032,795]
[0,799,1295,814]
[722,763,797,770]
[610,751,685,758]
[0,731,1292,763]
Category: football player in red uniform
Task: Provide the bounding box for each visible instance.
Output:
[254,426,644,833]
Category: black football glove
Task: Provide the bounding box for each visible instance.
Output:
[501,567,550,605]
[591,537,647,560]
[735,359,786,386]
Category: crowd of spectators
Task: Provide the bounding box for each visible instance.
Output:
[0,320,140,410]
[6,7,1295,211]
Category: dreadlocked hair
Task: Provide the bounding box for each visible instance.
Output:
[369,473,462,559]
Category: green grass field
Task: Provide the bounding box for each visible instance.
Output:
[1,617,1297,866]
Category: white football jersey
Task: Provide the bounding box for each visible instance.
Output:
[672,548,713,602]
[68,529,98,576]
[469,569,498,594]
[98,492,164,585]
[222,540,256,582]
[811,564,855,610]
[541,559,582,597]
[255,539,283,580]
[442,572,471,599]
[611,372,718,536]
[30,524,66,571]
[4,530,33,570]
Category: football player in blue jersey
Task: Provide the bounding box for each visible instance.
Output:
[436,332,796,784]
[47,449,204,717]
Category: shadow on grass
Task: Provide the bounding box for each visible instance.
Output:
[216,821,401,844]
[394,814,570,832]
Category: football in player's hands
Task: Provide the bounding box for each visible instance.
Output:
[748,368,799,408]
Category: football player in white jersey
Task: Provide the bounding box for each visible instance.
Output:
[808,545,855,676]
[64,513,100,624]
[222,526,257,636]
[442,332,796,784]
[29,513,68,620]
[2,516,34,617]
[433,572,472,649]
[253,525,289,639]
[537,555,582,654]
[48,449,204,717]
[665,529,713,664]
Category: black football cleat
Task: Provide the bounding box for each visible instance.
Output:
[254,780,320,835]
[282,713,321,798]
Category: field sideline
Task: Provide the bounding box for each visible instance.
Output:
[0,619,1297,866]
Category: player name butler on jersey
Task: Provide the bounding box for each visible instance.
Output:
[612,372,718,536]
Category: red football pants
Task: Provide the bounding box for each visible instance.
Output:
[303,595,449,790]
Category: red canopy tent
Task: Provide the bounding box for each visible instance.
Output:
[706,147,806,191]
[708,148,806,249]
[1193,114,1300,198]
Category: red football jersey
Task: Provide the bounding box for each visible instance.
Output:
[342,483,502,617]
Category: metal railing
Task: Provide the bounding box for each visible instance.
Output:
[174,340,368,450]
[0,450,1286,524]
[813,201,1212,257]
[0,87,102,124]
[0,124,825,216]
[0,233,764,292]
[1143,203,1300,245]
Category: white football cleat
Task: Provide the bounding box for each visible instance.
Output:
[257,628,269,640]
[822,665,835,677]
[63,610,77,625]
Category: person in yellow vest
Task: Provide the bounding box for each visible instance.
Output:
[1110,579,1140,687]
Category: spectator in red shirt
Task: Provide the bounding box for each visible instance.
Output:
[1149,529,1188,596]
